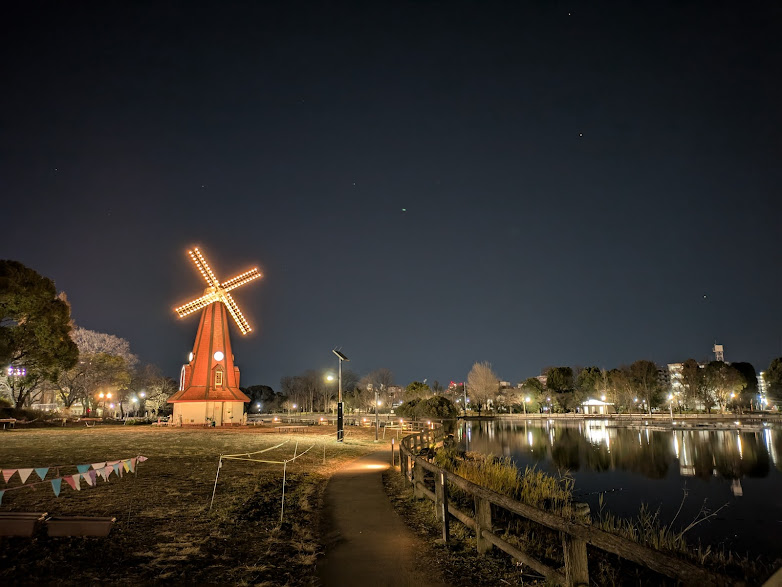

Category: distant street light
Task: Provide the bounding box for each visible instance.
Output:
[332,349,349,442]
[523,396,530,416]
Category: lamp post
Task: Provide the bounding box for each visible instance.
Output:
[333,350,349,442]
[523,396,530,415]
[375,393,382,441]
[668,393,674,421]
[98,391,112,418]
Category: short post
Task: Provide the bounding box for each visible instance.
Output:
[412,461,424,499]
[561,531,589,586]
[474,496,492,554]
[435,470,451,543]
[390,438,395,467]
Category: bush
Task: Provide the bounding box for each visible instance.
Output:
[396,396,458,419]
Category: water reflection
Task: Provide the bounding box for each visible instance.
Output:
[463,420,780,483]
[460,419,782,555]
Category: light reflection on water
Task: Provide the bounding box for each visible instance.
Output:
[457,419,782,557]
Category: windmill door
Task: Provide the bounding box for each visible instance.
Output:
[212,402,222,426]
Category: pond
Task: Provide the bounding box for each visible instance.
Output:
[457,418,782,558]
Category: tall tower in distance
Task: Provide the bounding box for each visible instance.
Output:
[713,343,725,362]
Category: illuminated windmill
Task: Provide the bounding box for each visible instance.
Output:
[167,247,262,426]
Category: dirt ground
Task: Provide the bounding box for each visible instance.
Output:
[0,424,381,585]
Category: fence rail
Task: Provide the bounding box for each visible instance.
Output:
[398,423,734,586]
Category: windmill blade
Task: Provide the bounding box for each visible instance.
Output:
[189,248,221,288]
[222,292,252,335]
[174,293,217,318]
[221,268,262,292]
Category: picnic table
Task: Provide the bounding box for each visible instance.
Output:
[77,417,102,427]
[0,418,17,430]
[275,425,308,434]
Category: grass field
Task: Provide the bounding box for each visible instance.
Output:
[0,424,382,585]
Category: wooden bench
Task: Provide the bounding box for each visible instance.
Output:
[0,512,47,536]
[46,516,116,537]
[0,418,16,429]
[78,417,102,427]
[275,425,308,434]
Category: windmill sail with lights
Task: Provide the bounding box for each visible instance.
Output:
[167,247,262,426]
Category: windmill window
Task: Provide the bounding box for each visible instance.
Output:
[215,369,223,386]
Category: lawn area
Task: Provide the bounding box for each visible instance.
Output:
[0,424,382,585]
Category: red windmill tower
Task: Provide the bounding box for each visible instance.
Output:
[167,247,262,426]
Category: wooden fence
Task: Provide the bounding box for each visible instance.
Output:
[398,424,737,586]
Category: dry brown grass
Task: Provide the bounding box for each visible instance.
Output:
[0,424,381,585]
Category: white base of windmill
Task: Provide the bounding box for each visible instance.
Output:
[172,401,245,427]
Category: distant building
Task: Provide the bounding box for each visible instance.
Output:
[581,398,616,415]
[499,381,512,389]
[713,343,725,362]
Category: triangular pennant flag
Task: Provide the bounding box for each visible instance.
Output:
[129,458,137,473]
[137,456,148,463]
[0,490,4,505]
[2,469,17,483]
[18,469,34,484]
[112,463,122,477]
[71,474,81,491]
[51,478,62,497]
[91,462,106,470]
[77,464,90,474]
[107,460,120,466]
[81,472,93,487]
[88,470,97,486]
[35,467,49,481]
[121,459,130,473]
[64,476,77,490]
[100,467,111,482]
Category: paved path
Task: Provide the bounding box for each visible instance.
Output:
[317,450,448,587]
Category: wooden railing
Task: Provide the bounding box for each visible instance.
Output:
[398,424,733,586]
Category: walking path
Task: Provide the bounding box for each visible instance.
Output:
[317,449,448,587]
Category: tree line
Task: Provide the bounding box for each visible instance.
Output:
[1,260,176,417]
[464,358,781,415]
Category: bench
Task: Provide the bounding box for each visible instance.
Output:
[275,425,308,434]
[0,512,47,536]
[46,516,116,537]
[0,418,16,430]
[78,417,102,427]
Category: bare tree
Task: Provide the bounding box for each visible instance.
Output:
[467,361,499,414]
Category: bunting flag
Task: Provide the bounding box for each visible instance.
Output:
[0,456,147,500]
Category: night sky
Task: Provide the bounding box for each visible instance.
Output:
[2,2,780,388]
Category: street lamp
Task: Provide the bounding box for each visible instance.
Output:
[98,391,112,417]
[668,393,674,420]
[523,396,530,415]
[375,397,382,441]
[332,349,349,442]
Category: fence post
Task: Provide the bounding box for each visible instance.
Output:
[474,496,492,554]
[561,531,589,586]
[434,470,450,542]
[412,460,424,499]
[391,438,395,467]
